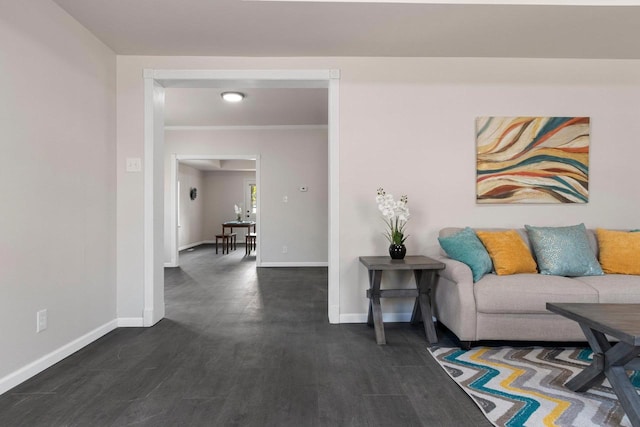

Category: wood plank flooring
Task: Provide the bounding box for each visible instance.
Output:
[0,244,490,426]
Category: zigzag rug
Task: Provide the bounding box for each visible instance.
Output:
[429,346,640,427]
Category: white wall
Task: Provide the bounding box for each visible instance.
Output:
[117,56,640,323]
[0,0,116,389]
[164,128,329,264]
[202,170,256,240]
[178,164,204,249]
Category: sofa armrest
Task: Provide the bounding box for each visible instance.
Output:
[432,255,478,341]
[435,255,474,284]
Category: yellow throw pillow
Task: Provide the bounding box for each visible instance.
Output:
[596,228,640,275]
[476,230,538,275]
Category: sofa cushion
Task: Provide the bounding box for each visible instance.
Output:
[573,275,640,303]
[438,227,493,282]
[525,223,603,277]
[476,230,538,275]
[596,228,640,275]
[474,273,599,314]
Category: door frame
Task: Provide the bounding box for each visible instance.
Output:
[243,177,257,223]
[143,69,340,326]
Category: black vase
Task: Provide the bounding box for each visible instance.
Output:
[389,244,406,260]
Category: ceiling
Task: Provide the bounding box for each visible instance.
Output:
[165,88,328,127]
[52,0,640,59]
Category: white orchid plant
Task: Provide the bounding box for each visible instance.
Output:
[234,204,242,221]
[376,187,410,245]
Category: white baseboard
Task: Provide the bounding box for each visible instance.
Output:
[179,241,206,251]
[0,319,118,395]
[259,262,329,268]
[164,262,178,268]
[339,312,413,323]
[328,304,340,324]
[117,317,144,327]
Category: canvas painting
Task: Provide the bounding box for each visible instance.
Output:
[476,116,590,204]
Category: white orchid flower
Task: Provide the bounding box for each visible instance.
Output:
[375,188,410,246]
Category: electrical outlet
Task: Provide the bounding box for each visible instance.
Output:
[282,246,288,254]
[37,309,47,333]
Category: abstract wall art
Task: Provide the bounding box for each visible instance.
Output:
[476,116,590,204]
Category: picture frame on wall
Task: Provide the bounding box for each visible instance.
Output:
[476,116,590,204]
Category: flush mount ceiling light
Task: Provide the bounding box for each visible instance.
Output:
[221,92,245,102]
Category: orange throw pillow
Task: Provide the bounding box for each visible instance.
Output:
[476,230,538,275]
[596,228,640,275]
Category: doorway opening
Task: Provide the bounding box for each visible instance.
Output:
[144,69,340,326]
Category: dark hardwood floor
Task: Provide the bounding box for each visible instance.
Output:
[0,244,489,426]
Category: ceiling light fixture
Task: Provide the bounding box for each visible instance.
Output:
[221,92,245,102]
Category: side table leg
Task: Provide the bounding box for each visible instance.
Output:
[368,270,385,345]
[371,295,385,345]
[414,270,438,344]
[410,298,421,325]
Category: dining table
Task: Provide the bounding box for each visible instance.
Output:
[222,220,256,235]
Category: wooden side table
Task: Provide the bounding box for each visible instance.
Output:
[359,255,445,345]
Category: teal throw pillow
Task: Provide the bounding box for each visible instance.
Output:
[438,227,493,282]
[525,223,603,277]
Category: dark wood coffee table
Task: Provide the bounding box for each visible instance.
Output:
[359,255,445,345]
[547,303,640,427]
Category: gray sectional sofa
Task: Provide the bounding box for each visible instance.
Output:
[433,227,640,347]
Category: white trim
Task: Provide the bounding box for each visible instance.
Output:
[169,154,178,267]
[165,125,328,131]
[143,74,165,327]
[339,312,413,324]
[259,262,329,267]
[143,74,154,327]
[117,317,145,327]
[327,73,340,324]
[0,320,117,395]
[151,69,333,88]
[143,308,155,325]
[177,154,258,161]
[255,156,262,266]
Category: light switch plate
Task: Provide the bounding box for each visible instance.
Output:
[126,157,142,172]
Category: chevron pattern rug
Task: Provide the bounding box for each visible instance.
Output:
[429,346,640,427]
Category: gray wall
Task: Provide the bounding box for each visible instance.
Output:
[0,0,116,385]
[202,170,256,241]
